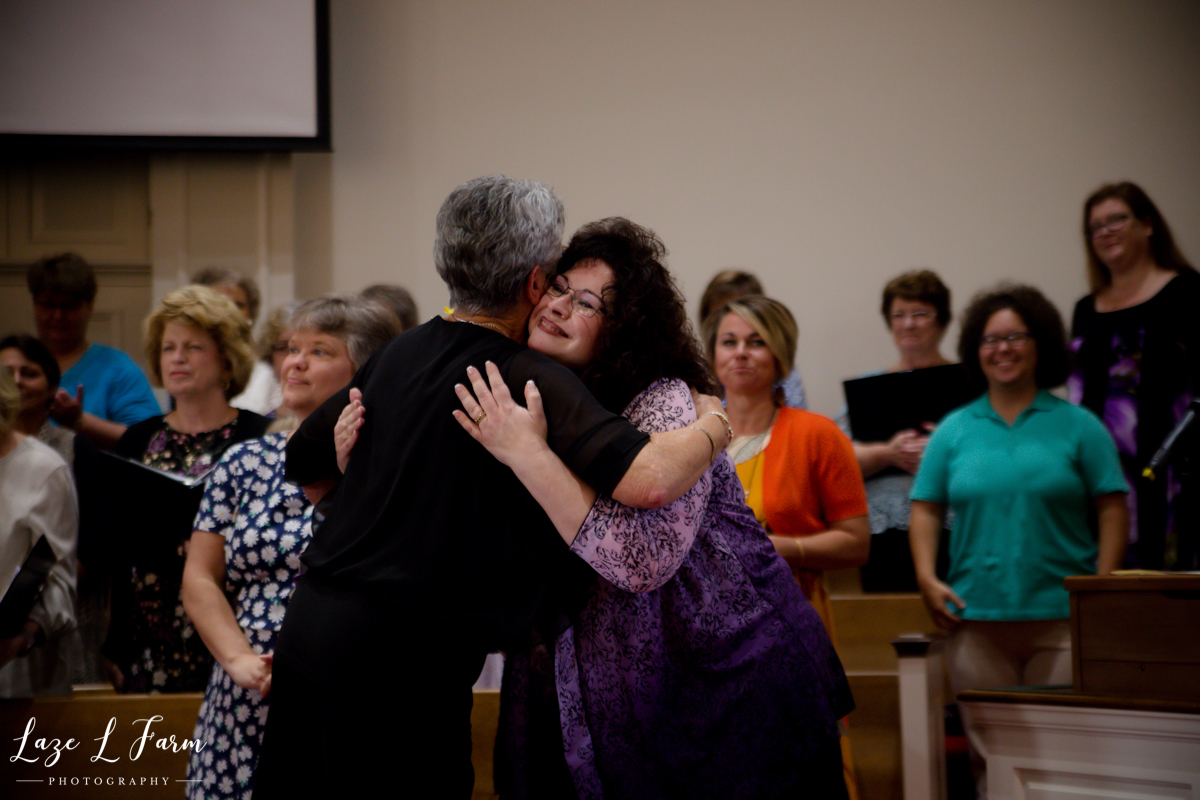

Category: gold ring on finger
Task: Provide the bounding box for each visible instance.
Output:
[472,411,487,424]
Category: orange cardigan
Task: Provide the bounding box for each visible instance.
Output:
[760,407,867,538]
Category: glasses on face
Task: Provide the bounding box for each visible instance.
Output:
[1088,213,1132,237]
[546,275,606,318]
[979,332,1032,349]
[891,310,934,323]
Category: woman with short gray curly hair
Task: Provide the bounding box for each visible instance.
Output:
[257,176,730,796]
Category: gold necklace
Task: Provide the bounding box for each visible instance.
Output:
[450,314,507,335]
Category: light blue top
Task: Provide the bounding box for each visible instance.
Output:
[61,344,161,426]
[780,366,807,409]
[911,391,1127,621]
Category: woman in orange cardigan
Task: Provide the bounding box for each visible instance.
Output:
[704,294,869,799]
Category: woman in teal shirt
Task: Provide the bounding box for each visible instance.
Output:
[909,284,1128,798]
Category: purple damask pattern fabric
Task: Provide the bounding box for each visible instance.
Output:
[498,379,852,800]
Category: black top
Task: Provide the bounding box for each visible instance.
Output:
[1072,270,1200,569]
[116,408,271,469]
[286,317,650,654]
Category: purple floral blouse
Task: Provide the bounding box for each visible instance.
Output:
[497,379,853,800]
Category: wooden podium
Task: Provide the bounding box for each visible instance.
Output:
[1066,573,1200,702]
[958,573,1200,800]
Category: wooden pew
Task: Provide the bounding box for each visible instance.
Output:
[0,687,501,799]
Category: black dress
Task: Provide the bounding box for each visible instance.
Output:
[254,318,649,798]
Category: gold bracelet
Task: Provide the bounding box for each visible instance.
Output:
[795,538,807,563]
[702,410,734,445]
[688,425,717,463]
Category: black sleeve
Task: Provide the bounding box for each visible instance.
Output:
[284,348,382,485]
[236,409,272,439]
[285,383,351,486]
[1070,294,1089,339]
[71,433,109,571]
[507,350,650,496]
[114,416,160,459]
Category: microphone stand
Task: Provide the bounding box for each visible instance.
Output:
[1143,398,1200,570]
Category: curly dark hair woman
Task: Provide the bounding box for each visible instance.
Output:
[957,283,1069,393]
[556,217,717,413]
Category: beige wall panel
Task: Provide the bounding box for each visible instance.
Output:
[6,155,149,265]
[0,264,153,376]
[293,152,333,299]
[183,154,265,264]
[0,266,35,336]
[0,164,8,257]
[149,153,297,336]
[306,0,1200,415]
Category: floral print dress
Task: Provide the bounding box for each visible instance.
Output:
[109,411,268,693]
[186,433,311,800]
[496,379,853,800]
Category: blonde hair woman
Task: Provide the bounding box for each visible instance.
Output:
[703,294,869,800]
[103,285,271,693]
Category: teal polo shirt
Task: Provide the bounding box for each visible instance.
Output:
[911,391,1127,620]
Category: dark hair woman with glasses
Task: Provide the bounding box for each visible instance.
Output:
[909,283,1129,798]
[1069,181,1200,571]
[342,217,854,799]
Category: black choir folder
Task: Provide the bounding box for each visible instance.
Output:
[842,364,974,444]
[97,451,212,569]
[0,536,56,638]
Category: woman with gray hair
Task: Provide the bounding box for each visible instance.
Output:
[254,176,729,797]
[180,294,399,800]
[0,366,79,697]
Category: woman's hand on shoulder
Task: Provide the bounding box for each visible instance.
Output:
[917,575,966,630]
[453,361,549,467]
[334,388,364,474]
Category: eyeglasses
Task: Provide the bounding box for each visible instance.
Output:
[1088,213,1132,237]
[890,310,934,322]
[546,275,606,318]
[979,332,1032,349]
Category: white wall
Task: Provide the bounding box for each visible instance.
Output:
[295,0,1200,415]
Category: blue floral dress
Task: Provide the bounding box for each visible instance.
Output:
[186,433,311,800]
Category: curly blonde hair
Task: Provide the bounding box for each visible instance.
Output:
[144,285,257,399]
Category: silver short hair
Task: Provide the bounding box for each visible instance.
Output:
[290,295,403,370]
[434,176,565,314]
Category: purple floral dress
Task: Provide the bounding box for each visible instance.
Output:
[497,379,853,800]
